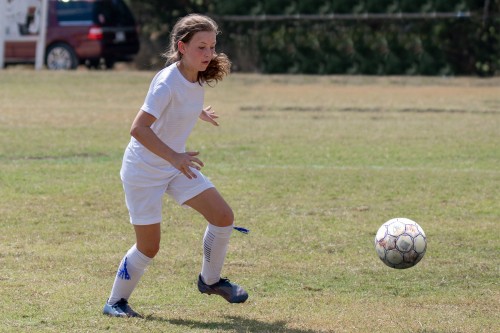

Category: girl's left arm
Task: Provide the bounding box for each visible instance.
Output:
[199,105,219,126]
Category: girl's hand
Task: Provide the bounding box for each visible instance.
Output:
[172,151,204,179]
[199,105,219,126]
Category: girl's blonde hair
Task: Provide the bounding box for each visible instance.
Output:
[163,14,231,85]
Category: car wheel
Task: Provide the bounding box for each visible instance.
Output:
[104,58,115,70]
[45,43,78,70]
[85,59,101,69]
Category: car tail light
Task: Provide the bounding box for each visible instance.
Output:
[88,26,103,40]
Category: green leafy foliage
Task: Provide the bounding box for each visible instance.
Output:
[126,0,499,76]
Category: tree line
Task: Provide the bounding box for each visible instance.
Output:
[127,0,499,76]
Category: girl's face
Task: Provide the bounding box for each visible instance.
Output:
[178,31,216,72]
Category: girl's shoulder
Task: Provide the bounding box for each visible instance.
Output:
[151,62,202,93]
[148,63,180,93]
[153,63,178,83]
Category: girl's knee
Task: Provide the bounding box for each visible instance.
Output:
[217,207,234,227]
[134,223,161,258]
[137,242,160,258]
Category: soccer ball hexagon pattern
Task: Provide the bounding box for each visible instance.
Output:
[374,218,427,269]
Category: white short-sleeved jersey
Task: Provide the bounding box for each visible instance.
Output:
[121,62,205,187]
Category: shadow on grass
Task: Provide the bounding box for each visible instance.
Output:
[145,315,321,333]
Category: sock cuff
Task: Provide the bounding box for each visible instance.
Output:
[207,224,233,238]
[126,244,152,270]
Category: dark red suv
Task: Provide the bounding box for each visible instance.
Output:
[5,0,140,70]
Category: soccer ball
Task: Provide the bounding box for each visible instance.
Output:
[374,218,427,269]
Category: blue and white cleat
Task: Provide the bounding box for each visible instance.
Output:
[103,298,142,318]
[197,275,248,303]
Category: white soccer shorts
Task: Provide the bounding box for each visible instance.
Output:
[123,169,214,225]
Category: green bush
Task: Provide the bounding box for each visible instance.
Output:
[127,0,499,76]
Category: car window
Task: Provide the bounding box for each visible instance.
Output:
[56,1,94,25]
[56,0,135,26]
[93,0,135,26]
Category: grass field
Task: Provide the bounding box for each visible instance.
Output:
[0,70,499,333]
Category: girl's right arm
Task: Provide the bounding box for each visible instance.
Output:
[130,110,204,179]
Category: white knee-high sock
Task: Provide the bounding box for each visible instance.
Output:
[201,224,233,285]
[107,244,152,305]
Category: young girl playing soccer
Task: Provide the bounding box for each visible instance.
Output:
[103,14,248,318]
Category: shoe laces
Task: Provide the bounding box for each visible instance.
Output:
[114,298,128,308]
[217,277,233,286]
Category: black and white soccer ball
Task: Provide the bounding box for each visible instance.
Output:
[374,218,427,269]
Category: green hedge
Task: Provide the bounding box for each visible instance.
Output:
[128,0,499,76]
